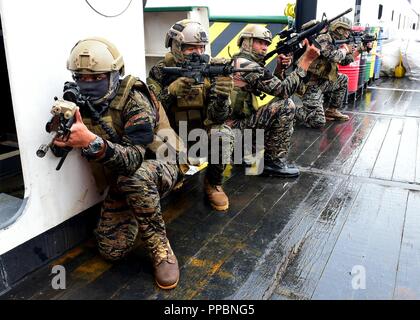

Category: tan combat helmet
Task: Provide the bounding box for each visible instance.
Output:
[67,37,124,104]
[165,19,208,62]
[67,37,125,75]
[329,16,353,39]
[237,24,272,62]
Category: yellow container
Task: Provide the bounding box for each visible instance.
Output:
[394,54,406,78]
[284,3,295,18]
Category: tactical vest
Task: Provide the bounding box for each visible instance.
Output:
[166,52,206,110]
[306,33,338,82]
[83,75,188,194]
[307,56,338,82]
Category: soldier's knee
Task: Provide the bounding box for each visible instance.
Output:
[270,99,296,117]
[285,99,296,113]
[117,166,152,192]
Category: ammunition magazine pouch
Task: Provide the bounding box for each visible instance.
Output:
[231,87,261,119]
[176,84,205,109]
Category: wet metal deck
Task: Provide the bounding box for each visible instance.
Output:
[2,78,420,300]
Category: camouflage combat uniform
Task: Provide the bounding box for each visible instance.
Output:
[81,75,183,263]
[228,52,307,161]
[147,53,234,186]
[296,33,355,128]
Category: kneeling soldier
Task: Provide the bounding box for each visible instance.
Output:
[147,20,234,211]
[228,25,319,177]
[55,37,185,289]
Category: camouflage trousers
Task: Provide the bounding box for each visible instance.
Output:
[227,98,296,161]
[94,160,180,261]
[296,73,348,128]
[205,124,235,186]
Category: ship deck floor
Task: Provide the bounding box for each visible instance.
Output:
[3,77,420,300]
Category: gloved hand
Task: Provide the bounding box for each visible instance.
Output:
[277,53,293,69]
[168,77,195,96]
[361,42,373,52]
[212,76,234,98]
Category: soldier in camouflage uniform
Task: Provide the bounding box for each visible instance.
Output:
[54,37,184,290]
[228,25,319,177]
[295,17,370,128]
[147,20,234,211]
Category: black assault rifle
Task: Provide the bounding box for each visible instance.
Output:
[263,7,353,63]
[333,32,388,53]
[36,98,77,170]
[162,53,264,84]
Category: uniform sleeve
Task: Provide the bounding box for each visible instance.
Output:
[147,64,176,114]
[242,63,305,99]
[317,33,348,64]
[96,91,157,176]
[206,85,232,124]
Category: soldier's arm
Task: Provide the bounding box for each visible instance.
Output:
[317,34,348,63]
[147,64,176,113]
[204,57,233,124]
[206,89,232,124]
[341,42,367,66]
[243,66,306,99]
[95,92,156,176]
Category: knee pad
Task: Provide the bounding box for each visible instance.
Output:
[116,166,151,192]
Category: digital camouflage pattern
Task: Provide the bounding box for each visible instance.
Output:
[83,78,180,263]
[307,33,355,81]
[227,98,296,161]
[296,73,348,128]
[229,52,305,160]
[296,32,352,128]
[206,123,235,185]
[147,52,234,186]
[95,160,179,263]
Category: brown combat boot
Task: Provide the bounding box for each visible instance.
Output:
[204,178,229,211]
[150,239,179,290]
[325,108,350,121]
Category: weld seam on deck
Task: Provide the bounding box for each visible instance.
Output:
[344,110,420,120]
[310,181,363,299]
[367,87,420,93]
[392,191,410,299]
[264,177,347,300]
[298,167,420,191]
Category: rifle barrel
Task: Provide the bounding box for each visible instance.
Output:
[327,8,353,23]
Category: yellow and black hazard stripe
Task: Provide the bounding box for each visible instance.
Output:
[209,18,289,106]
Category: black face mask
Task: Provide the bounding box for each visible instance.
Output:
[76,78,109,102]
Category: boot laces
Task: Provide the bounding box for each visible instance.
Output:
[151,239,172,265]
